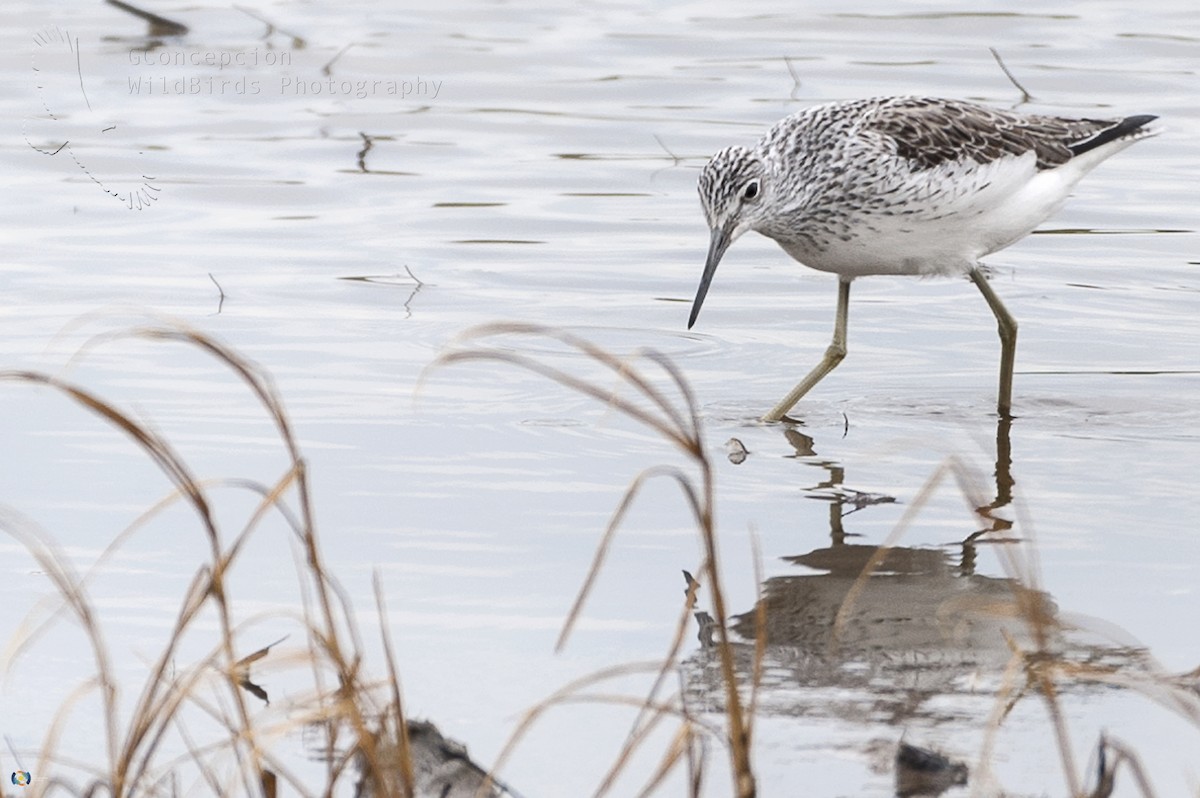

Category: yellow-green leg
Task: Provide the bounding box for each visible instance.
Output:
[969,268,1018,418]
[762,278,851,422]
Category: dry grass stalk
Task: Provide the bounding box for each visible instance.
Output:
[429,322,758,797]
[0,323,435,797]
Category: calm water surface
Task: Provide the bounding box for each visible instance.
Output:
[2,0,1198,795]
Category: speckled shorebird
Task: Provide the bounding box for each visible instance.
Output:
[688,96,1159,421]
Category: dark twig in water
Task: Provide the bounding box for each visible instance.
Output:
[357,132,375,172]
[989,47,1033,104]
[652,134,682,166]
[234,5,306,48]
[338,267,424,287]
[649,134,684,183]
[402,264,424,287]
[401,276,424,319]
[208,273,226,314]
[784,56,802,100]
[337,267,426,319]
[105,0,189,37]
[322,43,355,76]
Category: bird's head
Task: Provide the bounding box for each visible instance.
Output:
[690,146,770,329]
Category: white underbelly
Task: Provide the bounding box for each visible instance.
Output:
[773,152,1078,277]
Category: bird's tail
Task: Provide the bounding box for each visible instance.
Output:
[1068,114,1161,157]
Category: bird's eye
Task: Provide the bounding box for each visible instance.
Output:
[742,180,760,201]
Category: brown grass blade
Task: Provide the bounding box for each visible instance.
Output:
[556,465,704,652]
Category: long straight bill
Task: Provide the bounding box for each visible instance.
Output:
[687,226,731,329]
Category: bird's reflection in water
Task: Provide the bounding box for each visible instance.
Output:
[684,416,1146,793]
[686,417,1038,720]
[687,543,1049,727]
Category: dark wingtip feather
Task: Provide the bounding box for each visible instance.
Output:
[1068,114,1159,156]
[1124,113,1159,127]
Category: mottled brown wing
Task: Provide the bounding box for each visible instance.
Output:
[865,98,1119,170]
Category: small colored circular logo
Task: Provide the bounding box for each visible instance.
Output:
[11,771,32,786]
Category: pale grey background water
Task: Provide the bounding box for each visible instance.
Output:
[2,0,1198,795]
